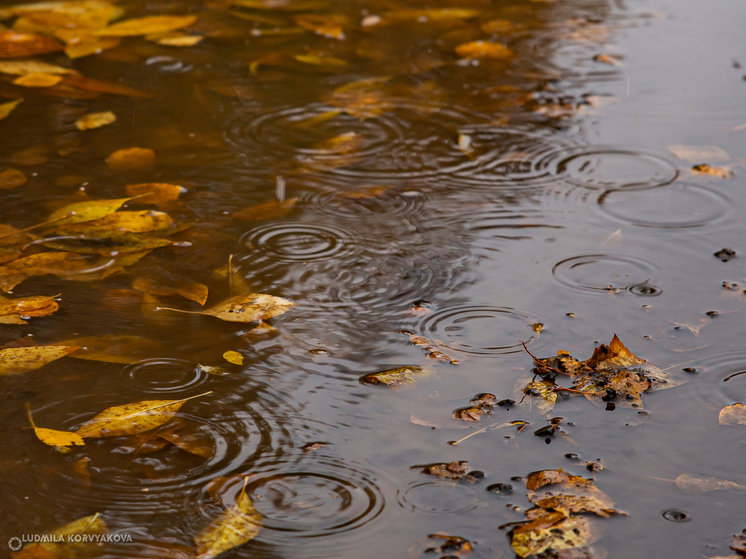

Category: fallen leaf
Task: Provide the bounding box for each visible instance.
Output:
[75,111,116,130]
[302,441,329,452]
[62,34,120,59]
[0,252,92,291]
[0,30,62,57]
[125,182,183,204]
[516,376,558,413]
[382,9,480,22]
[294,53,348,66]
[511,511,595,558]
[593,53,623,66]
[13,72,62,87]
[132,276,208,306]
[11,513,107,559]
[106,148,155,170]
[223,350,243,365]
[0,60,75,75]
[160,293,295,323]
[691,164,733,179]
[233,198,298,220]
[455,41,513,59]
[75,391,211,438]
[402,331,458,363]
[61,74,149,97]
[195,477,262,559]
[72,457,91,487]
[9,0,122,32]
[481,19,520,33]
[0,98,22,121]
[0,167,27,189]
[28,404,85,448]
[57,334,162,364]
[156,418,214,458]
[719,403,746,425]
[294,14,347,40]
[329,76,391,119]
[55,210,175,234]
[419,461,482,483]
[360,365,431,388]
[40,231,172,256]
[408,533,473,558]
[94,15,198,37]
[0,293,59,323]
[732,530,746,556]
[526,469,624,518]
[146,32,203,46]
[674,473,746,494]
[48,196,135,225]
[0,345,79,376]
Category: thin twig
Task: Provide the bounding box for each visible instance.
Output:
[520,340,569,376]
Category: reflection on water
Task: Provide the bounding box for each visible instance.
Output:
[1,0,746,556]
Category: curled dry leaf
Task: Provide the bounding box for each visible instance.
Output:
[195,478,262,559]
[126,182,183,204]
[75,391,211,438]
[359,365,431,388]
[57,334,162,364]
[223,350,243,365]
[0,345,79,375]
[719,403,746,425]
[0,167,26,189]
[106,147,155,170]
[0,98,22,121]
[455,40,513,59]
[13,72,63,87]
[0,30,63,57]
[0,293,59,324]
[75,110,116,130]
[10,513,107,559]
[94,15,198,37]
[675,473,746,494]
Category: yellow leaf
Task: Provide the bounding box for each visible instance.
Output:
[75,391,211,438]
[40,231,171,255]
[692,164,733,179]
[0,30,62,57]
[62,34,120,59]
[0,345,79,376]
[0,252,91,292]
[146,32,203,46]
[125,182,183,204]
[12,72,62,87]
[28,404,85,447]
[75,110,116,130]
[94,15,198,37]
[294,53,348,66]
[48,196,135,224]
[0,60,75,75]
[106,147,155,170]
[233,198,298,220]
[195,478,262,559]
[0,167,26,189]
[223,350,243,365]
[0,293,59,323]
[0,98,22,121]
[55,210,175,234]
[455,40,512,59]
[57,334,162,364]
[11,513,107,559]
[159,293,296,323]
[381,9,480,22]
[720,403,746,425]
[294,14,347,40]
[10,1,122,32]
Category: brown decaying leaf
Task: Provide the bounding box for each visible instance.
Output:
[0,30,62,57]
[719,403,746,425]
[360,365,431,388]
[10,513,107,559]
[511,512,595,558]
[126,182,184,204]
[419,461,482,483]
[106,148,155,170]
[13,72,63,87]
[402,331,458,364]
[0,293,59,324]
[0,98,22,121]
[0,345,79,375]
[75,111,116,130]
[233,197,298,220]
[0,167,26,189]
[455,40,513,59]
[195,477,262,559]
[75,391,211,438]
[57,334,161,364]
[408,532,473,559]
[674,473,746,494]
[94,15,198,37]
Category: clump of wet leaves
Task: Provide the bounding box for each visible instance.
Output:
[401,330,459,363]
[408,532,473,559]
[416,460,484,484]
[454,392,497,421]
[519,335,683,411]
[507,468,625,558]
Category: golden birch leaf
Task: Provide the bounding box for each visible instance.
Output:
[48,196,135,224]
[12,72,62,87]
[223,350,243,365]
[125,182,184,204]
[0,251,90,291]
[455,40,513,59]
[0,293,59,322]
[55,210,174,234]
[75,391,211,438]
[0,98,22,121]
[28,404,85,448]
[106,147,155,170]
[195,479,262,559]
[63,34,120,59]
[0,60,75,75]
[0,167,27,189]
[719,403,746,425]
[94,15,198,37]
[75,110,116,130]
[0,345,79,376]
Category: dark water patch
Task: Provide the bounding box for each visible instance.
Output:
[397,479,482,515]
[552,253,660,295]
[240,222,358,263]
[117,358,210,394]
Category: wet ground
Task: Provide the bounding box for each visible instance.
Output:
[1,0,746,557]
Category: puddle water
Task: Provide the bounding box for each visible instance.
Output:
[1,0,746,557]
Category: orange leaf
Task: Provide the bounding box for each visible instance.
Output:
[106,148,155,170]
[0,31,63,58]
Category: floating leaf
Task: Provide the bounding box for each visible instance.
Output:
[75,391,211,438]
[409,533,473,558]
[516,376,558,413]
[233,197,298,220]
[57,334,162,364]
[0,345,79,376]
[0,98,22,121]
[106,148,155,170]
[132,276,208,306]
[75,110,116,130]
[195,477,262,559]
[526,469,624,518]
[11,513,107,559]
[126,182,183,204]
[0,60,75,75]
[48,196,135,225]
[418,461,482,483]
[94,14,197,36]
[0,30,62,57]
[160,293,295,323]
[0,252,92,291]
[360,365,431,388]
[511,511,595,558]
[223,350,243,365]
[294,14,347,40]
[692,164,733,179]
[40,231,172,255]
[674,473,746,494]
[719,403,746,425]
[13,72,63,87]
[9,1,122,32]
[28,404,84,448]
[0,167,26,189]
[455,40,512,59]
[62,34,120,59]
[0,293,59,324]
[146,32,203,46]
[55,210,175,234]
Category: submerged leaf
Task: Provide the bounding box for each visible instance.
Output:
[57,334,161,364]
[675,473,746,494]
[0,167,26,189]
[0,60,74,75]
[75,391,211,438]
[156,420,214,458]
[360,365,431,388]
[11,513,107,559]
[94,15,198,37]
[75,110,116,130]
[294,14,347,40]
[0,293,58,323]
[162,293,296,323]
[526,469,624,518]
[0,251,91,291]
[511,511,595,558]
[0,30,62,57]
[106,147,155,170]
[13,72,62,87]
[0,98,22,121]
[719,403,746,425]
[132,276,208,306]
[0,345,79,376]
[126,182,183,204]
[402,331,458,364]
